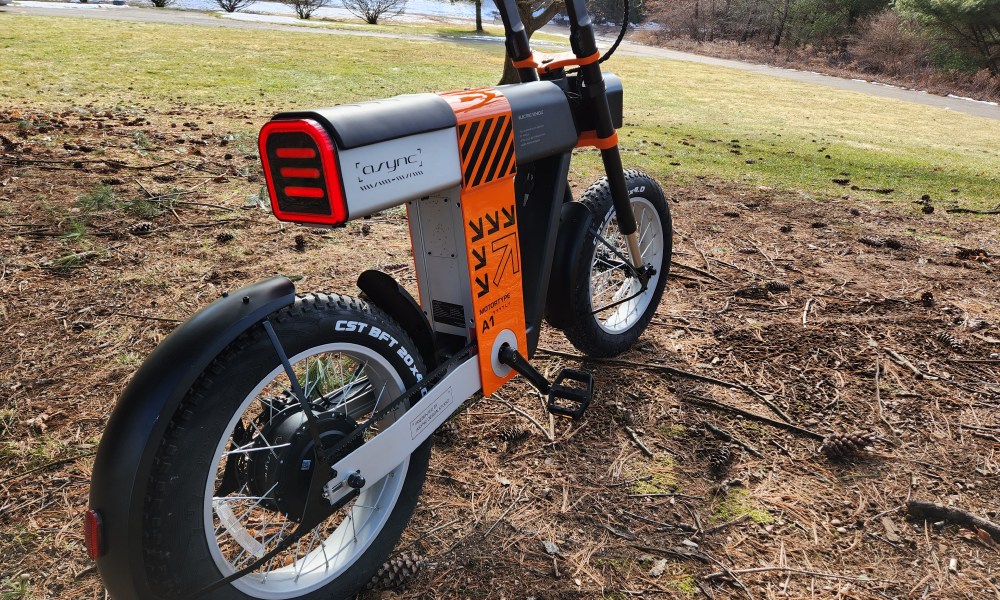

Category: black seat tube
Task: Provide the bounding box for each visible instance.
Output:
[563,0,640,249]
[495,0,540,83]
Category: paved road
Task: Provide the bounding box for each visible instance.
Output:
[4,2,998,120]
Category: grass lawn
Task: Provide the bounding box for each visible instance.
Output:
[1,13,998,210]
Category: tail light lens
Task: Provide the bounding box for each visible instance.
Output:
[258,119,348,226]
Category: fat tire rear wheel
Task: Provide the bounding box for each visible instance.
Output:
[142,292,429,600]
[563,171,672,357]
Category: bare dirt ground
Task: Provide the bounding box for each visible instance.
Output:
[1,106,999,599]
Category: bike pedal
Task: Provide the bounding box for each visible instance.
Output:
[546,368,594,420]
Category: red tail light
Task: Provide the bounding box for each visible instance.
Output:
[84,509,104,559]
[258,119,348,226]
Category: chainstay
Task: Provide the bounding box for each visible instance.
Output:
[321,341,477,465]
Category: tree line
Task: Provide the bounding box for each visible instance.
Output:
[643,0,999,76]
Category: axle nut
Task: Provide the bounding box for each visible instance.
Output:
[347,472,366,489]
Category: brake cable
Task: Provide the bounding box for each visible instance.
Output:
[598,0,630,64]
[588,228,654,315]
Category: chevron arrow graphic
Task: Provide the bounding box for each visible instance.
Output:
[485,211,500,235]
[475,275,490,298]
[472,246,487,270]
[469,217,484,242]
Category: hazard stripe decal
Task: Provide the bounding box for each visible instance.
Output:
[457,114,515,189]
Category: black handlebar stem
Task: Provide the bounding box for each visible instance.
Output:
[494,0,540,82]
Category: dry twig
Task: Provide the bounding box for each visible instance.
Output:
[907,500,1000,542]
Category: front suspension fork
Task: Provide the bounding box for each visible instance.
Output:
[561,0,645,271]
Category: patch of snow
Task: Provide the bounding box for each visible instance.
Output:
[947,94,998,107]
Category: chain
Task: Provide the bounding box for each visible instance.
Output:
[321,341,477,466]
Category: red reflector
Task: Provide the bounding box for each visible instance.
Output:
[280,167,321,179]
[85,509,104,559]
[275,148,316,159]
[284,186,325,198]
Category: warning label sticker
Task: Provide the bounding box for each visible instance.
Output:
[461,179,526,396]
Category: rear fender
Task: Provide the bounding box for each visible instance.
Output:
[89,276,296,600]
[357,269,437,368]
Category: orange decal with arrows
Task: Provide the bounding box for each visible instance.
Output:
[439,89,526,396]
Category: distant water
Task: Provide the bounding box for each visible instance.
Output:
[170,0,494,22]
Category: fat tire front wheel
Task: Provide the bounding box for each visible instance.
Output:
[142,293,429,599]
[563,170,672,357]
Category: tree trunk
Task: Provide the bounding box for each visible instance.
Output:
[772,0,790,47]
[476,0,483,32]
[497,0,562,84]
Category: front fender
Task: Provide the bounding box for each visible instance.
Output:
[544,201,593,331]
[89,276,295,600]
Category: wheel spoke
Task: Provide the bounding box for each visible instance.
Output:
[203,341,415,595]
[222,442,291,457]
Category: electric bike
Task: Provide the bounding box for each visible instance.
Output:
[86,0,672,597]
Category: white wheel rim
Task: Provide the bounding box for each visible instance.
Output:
[204,343,409,598]
[589,196,664,334]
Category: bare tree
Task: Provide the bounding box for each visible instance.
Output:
[498,0,563,84]
[217,0,256,12]
[148,0,175,7]
[342,0,407,24]
[282,0,330,19]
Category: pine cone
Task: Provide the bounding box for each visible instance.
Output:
[433,419,458,443]
[497,426,530,446]
[935,331,962,352]
[367,551,425,590]
[859,236,885,248]
[130,221,154,236]
[764,281,790,293]
[735,285,770,300]
[294,234,307,252]
[215,232,234,244]
[820,431,875,461]
[712,324,734,337]
[708,444,733,477]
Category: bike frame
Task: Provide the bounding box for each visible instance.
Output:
[87,1,647,595]
[282,0,643,517]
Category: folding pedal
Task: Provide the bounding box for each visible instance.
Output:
[547,368,593,420]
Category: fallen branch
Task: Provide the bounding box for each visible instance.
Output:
[741,385,793,423]
[802,297,814,326]
[683,395,824,441]
[624,425,655,458]
[536,347,792,423]
[701,514,750,535]
[702,422,764,458]
[635,545,753,599]
[704,565,892,583]
[484,395,554,442]
[669,272,714,285]
[1,450,96,484]
[627,492,704,500]
[885,348,937,380]
[672,261,730,285]
[906,500,1000,542]
[945,208,1000,215]
[112,312,184,324]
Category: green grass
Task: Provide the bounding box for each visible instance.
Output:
[629,454,678,494]
[2,14,998,208]
[710,488,774,526]
[0,574,30,600]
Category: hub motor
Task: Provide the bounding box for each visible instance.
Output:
[248,409,362,521]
